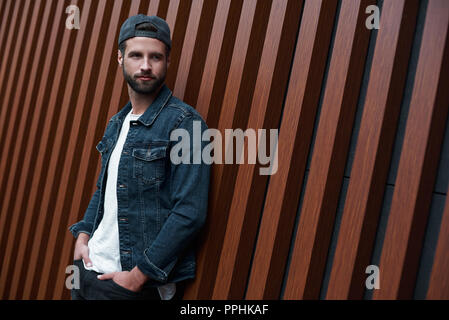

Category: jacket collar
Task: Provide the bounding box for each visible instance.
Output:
[112,84,172,127]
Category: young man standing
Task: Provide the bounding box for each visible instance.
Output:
[69,15,210,300]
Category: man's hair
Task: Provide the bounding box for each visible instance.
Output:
[118,22,171,57]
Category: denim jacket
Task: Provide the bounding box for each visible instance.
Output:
[69,85,210,286]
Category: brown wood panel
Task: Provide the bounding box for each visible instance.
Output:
[373,0,449,300]
[2,1,73,300]
[0,0,448,300]
[245,0,338,300]
[0,0,39,228]
[28,0,107,299]
[0,0,33,216]
[1,0,61,300]
[195,0,243,127]
[184,0,269,299]
[148,0,160,15]
[0,0,45,298]
[173,0,204,100]
[54,0,136,301]
[427,184,449,299]
[283,0,375,300]
[15,0,92,299]
[212,0,303,300]
[182,0,219,107]
[0,0,24,145]
[325,0,419,300]
[195,0,232,121]
[46,0,136,300]
[0,0,12,69]
[164,0,192,90]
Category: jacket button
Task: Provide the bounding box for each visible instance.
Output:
[119,184,126,188]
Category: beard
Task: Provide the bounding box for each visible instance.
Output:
[123,64,166,95]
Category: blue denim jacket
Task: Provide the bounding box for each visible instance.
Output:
[69,85,210,286]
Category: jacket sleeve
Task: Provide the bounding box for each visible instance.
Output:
[136,113,211,283]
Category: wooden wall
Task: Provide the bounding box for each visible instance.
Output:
[0,0,448,300]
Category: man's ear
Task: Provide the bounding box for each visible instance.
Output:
[118,50,123,66]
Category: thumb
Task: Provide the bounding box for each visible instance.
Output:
[98,272,116,280]
[82,254,93,268]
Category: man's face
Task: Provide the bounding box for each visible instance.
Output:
[118,37,169,95]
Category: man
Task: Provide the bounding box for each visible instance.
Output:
[69,14,210,300]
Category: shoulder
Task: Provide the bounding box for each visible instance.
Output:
[164,95,207,128]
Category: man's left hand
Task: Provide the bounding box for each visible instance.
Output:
[98,267,149,292]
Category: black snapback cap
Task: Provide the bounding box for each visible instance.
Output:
[118,14,171,49]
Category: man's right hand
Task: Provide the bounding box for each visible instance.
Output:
[73,232,93,267]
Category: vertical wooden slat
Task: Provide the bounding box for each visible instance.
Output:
[53,0,132,301]
[427,183,449,299]
[155,0,170,19]
[172,0,204,99]
[164,0,192,90]
[325,0,419,300]
[31,0,106,299]
[6,0,74,300]
[17,0,92,299]
[283,0,375,300]
[0,0,24,146]
[245,0,338,300]
[148,0,160,15]
[183,0,264,299]
[0,0,44,298]
[42,0,130,300]
[195,0,232,121]
[2,0,62,300]
[0,0,12,67]
[182,0,219,107]
[212,0,303,300]
[373,0,449,300]
[195,0,242,127]
[0,0,33,220]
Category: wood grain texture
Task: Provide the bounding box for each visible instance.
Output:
[427,182,449,299]
[212,0,302,300]
[0,0,58,299]
[325,0,419,300]
[283,0,375,300]
[0,0,448,300]
[245,0,337,300]
[184,0,270,299]
[373,0,449,300]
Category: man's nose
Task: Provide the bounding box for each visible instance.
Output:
[141,58,151,71]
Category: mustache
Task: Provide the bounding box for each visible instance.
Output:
[135,73,155,78]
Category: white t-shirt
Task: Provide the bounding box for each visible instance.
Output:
[85,109,176,300]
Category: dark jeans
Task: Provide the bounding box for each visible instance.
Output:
[71,259,183,300]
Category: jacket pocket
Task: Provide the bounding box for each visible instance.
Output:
[132,143,168,184]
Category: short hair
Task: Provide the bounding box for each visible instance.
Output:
[118,22,171,57]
